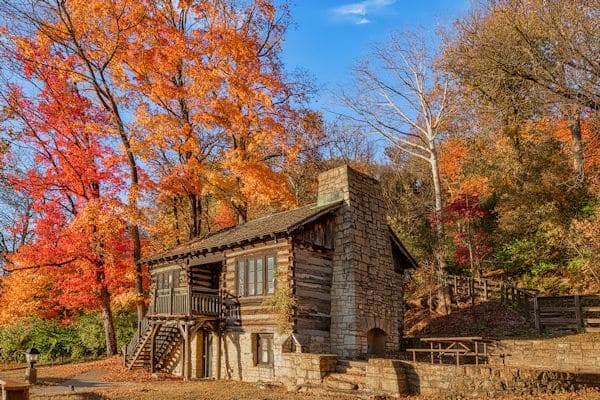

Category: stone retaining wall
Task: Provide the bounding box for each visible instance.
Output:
[490,339,600,372]
[365,358,409,395]
[280,353,337,387]
[364,358,600,398]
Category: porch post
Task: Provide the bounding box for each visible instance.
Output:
[150,324,159,374]
[185,324,192,380]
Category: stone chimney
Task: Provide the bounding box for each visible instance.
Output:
[317,165,403,358]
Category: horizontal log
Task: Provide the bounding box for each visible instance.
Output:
[585,318,600,324]
[583,307,600,312]
[539,307,577,313]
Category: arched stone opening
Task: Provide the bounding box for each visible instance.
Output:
[366,328,387,356]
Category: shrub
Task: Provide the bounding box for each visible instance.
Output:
[0,309,137,363]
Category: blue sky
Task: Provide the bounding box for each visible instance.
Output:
[282,0,470,114]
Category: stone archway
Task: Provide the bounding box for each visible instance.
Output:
[366,328,387,356]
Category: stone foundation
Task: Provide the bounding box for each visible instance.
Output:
[490,339,600,372]
[215,329,288,383]
[280,353,337,387]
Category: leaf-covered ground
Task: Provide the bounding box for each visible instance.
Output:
[31,384,600,400]
[405,300,540,338]
[2,357,599,400]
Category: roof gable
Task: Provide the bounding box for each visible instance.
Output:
[144,201,343,265]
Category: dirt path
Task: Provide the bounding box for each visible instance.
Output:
[31,368,135,397]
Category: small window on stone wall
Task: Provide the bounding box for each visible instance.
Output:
[253,333,274,366]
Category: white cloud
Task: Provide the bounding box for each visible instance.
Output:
[331,0,395,24]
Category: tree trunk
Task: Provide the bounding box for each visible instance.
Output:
[116,124,145,323]
[570,113,585,183]
[429,142,447,274]
[429,141,451,314]
[100,285,118,356]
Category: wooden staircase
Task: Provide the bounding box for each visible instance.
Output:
[124,319,183,371]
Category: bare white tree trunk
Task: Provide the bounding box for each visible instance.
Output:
[339,30,453,278]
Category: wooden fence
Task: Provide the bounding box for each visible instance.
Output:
[441,274,536,314]
[533,295,600,333]
[440,274,600,334]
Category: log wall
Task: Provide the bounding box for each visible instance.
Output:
[292,245,333,353]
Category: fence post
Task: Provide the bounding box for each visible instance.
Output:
[533,296,541,332]
[483,280,488,300]
[574,295,582,330]
[454,276,458,296]
[471,277,475,306]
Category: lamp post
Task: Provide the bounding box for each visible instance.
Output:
[25,348,40,385]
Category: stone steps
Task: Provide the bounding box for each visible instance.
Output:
[324,359,368,392]
[323,373,361,391]
[336,360,367,376]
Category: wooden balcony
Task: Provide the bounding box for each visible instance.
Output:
[149,288,221,318]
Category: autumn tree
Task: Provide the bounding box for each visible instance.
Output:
[0,0,148,321]
[445,0,600,183]
[0,57,132,355]
[125,0,310,245]
[340,31,454,280]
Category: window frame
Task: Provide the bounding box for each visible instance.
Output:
[256,333,274,366]
[236,253,276,297]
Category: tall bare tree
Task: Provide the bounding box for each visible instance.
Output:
[340,31,454,301]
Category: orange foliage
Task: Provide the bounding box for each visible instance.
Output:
[1,46,133,315]
[0,269,58,324]
[439,136,490,201]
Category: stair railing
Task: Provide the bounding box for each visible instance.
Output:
[124,317,149,365]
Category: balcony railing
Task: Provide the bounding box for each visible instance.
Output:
[150,288,221,317]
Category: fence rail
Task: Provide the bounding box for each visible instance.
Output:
[441,274,600,333]
[149,288,221,317]
[533,295,600,333]
[441,274,536,314]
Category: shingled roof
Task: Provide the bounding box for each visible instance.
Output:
[144,200,343,265]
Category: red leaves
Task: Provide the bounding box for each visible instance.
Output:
[3,51,133,314]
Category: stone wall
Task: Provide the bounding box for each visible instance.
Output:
[489,339,600,372]
[280,353,337,387]
[365,358,409,395]
[318,165,403,358]
[215,329,288,383]
[403,362,600,397]
[363,359,600,398]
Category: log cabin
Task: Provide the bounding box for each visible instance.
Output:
[124,165,417,383]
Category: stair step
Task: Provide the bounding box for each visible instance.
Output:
[337,359,368,368]
[336,365,366,375]
[323,374,360,391]
[336,359,367,375]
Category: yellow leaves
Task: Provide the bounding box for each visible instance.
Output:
[0,269,57,324]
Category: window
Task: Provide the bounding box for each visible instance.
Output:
[237,260,246,296]
[256,333,273,366]
[266,256,275,294]
[236,253,276,297]
[155,269,180,290]
[248,258,255,296]
[256,258,264,295]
